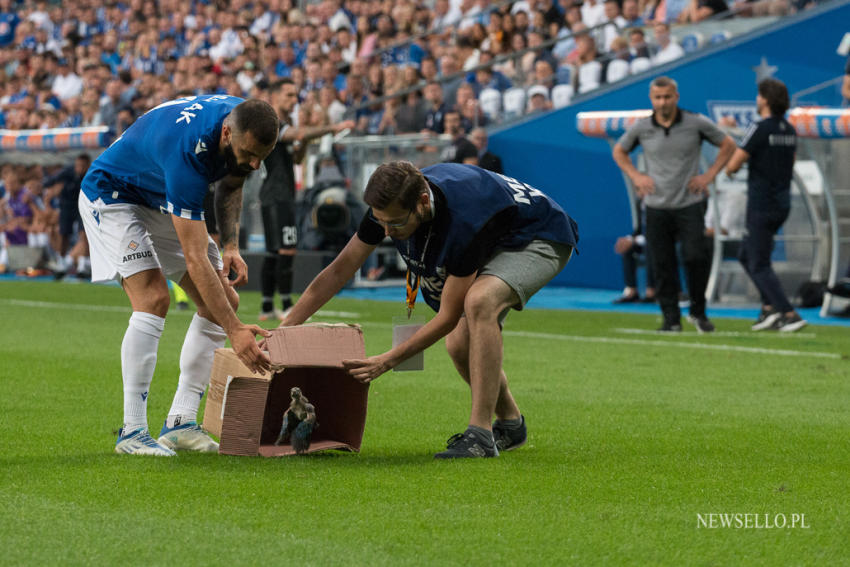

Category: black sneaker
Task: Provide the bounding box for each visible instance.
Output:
[613,294,640,304]
[687,315,715,333]
[434,429,499,459]
[774,312,807,333]
[751,308,780,331]
[658,321,682,332]
[492,415,527,452]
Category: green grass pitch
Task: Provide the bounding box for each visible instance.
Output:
[1,280,848,565]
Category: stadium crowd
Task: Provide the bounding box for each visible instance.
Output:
[0,0,821,274]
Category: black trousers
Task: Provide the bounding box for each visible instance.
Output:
[738,207,793,313]
[645,202,712,322]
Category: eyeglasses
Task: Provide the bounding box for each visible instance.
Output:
[369,208,414,229]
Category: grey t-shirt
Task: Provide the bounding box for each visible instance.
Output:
[617,109,727,210]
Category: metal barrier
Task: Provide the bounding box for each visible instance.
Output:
[577,109,826,307]
[787,107,850,316]
[333,133,454,288]
[240,133,455,288]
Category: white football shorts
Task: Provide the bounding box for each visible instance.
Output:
[79,191,222,284]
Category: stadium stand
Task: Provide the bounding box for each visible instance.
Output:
[551,83,574,109]
[0,0,832,277]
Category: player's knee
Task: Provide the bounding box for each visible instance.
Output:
[146,287,171,316]
[276,252,294,270]
[463,288,498,323]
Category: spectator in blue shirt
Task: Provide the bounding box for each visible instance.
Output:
[0,0,20,47]
[273,44,297,79]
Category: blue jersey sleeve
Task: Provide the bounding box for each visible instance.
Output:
[161,135,214,220]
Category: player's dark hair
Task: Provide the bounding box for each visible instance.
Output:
[268,77,295,93]
[229,99,280,146]
[363,161,427,211]
[758,78,789,117]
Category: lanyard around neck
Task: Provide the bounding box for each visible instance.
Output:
[405,224,433,318]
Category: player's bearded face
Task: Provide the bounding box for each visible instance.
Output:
[223,142,254,176]
[222,127,272,177]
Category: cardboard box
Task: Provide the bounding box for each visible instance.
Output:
[204,324,368,457]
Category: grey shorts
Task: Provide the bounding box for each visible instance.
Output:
[479,239,573,320]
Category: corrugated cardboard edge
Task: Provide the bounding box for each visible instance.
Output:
[218,377,270,456]
[204,348,270,442]
[267,324,365,368]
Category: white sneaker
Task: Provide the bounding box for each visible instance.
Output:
[752,310,781,331]
[115,428,176,456]
[158,421,219,452]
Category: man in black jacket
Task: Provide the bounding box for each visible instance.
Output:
[725,78,806,332]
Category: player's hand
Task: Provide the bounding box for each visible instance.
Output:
[220,248,249,287]
[342,355,391,383]
[633,173,655,197]
[687,173,712,195]
[230,324,272,374]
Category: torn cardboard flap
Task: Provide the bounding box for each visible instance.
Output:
[266,323,365,368]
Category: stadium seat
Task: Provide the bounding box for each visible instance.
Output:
[629,57,652,74]
[502,87,527,119]
[709,30,732,44]
[479,88,502,121]
[679,32,704,53]
[577,61,602,94]
[606,59,630,83]
[551,84,574,108]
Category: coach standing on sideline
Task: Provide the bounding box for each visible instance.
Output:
[613,76,735,332]
[725,78,806,332]
[79,95,278,456]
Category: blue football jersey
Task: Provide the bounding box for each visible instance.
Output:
[82,94,242,221]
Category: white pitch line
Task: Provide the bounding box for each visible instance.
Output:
[613,327,818,339]
[3,298,132,313]
[3,298,840,359]
[315,309,361,318]
[2,299,363,320]
[503,330,841,360]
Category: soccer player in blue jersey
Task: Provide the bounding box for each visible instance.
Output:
[279,161,579,458]
[79,95,279,456]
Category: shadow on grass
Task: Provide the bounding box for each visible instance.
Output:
[0,445,540,472]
